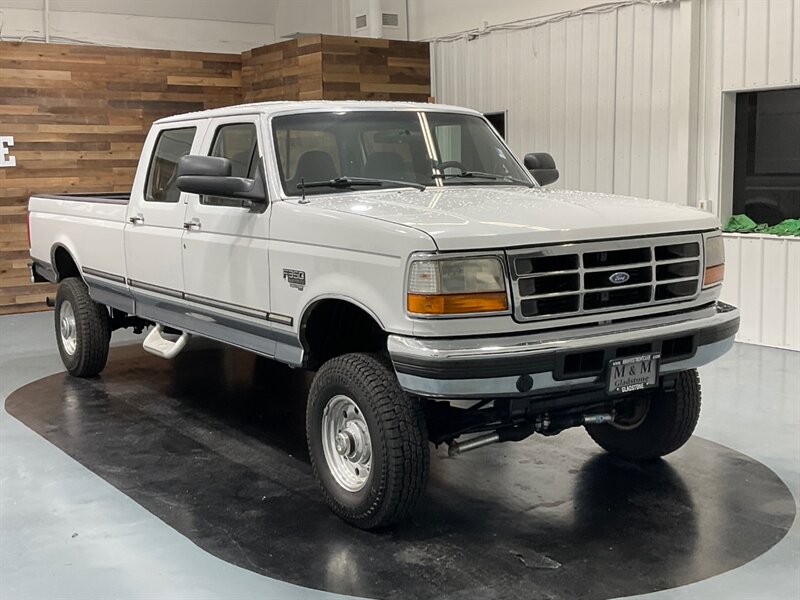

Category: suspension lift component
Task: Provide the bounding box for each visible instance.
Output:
[448,432,500,456]
[447,412,616,456]
[583,413,614,425]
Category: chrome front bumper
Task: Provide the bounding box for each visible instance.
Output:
[388,301,739,399]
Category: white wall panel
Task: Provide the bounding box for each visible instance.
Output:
[431,2,681,202]
[408,0,602,40]
[720,235,800,351]
[697,0,800,215]
[768,0,796,83]
[0,1,352,53]
[432,0,799,212]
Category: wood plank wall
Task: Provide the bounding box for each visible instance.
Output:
[319,35,430,102]
[0,41,242,314]
[0,35,430,315]
[242,37,324,101]
[242,35,430,103]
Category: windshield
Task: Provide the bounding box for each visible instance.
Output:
[272,111,532,196]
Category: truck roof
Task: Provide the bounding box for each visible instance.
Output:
[155,100,482,124]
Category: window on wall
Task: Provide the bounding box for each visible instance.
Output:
[145,127,196,203]
[733,88,800,225]
[484,111,507,140]
[204,123,260,208]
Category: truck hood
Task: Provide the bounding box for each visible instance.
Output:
[304,186,719,250]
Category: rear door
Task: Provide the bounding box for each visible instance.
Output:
[180,115,273,348]
[124,122,205,316]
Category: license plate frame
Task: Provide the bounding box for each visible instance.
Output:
[606,352,661,395]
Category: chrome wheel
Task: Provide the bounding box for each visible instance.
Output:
[321,394,372,492]
[59,300,77,356]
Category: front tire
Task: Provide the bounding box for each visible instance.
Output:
[55,277,110,377]
[307,353,429,529]
[586,369,701,461]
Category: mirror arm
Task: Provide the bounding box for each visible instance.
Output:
[235,180,266,203]
[242,163,268,203]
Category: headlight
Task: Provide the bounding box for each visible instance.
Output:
[407,255,509,316]
[703,234,725,287]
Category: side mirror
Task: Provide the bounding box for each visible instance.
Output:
[524,152,559,186]
[176,155,267,203]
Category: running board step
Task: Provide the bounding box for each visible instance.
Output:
[143,324,189,359]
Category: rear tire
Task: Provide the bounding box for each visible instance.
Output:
[306,353,429,529]
[55,277,110,377]
[586,369,701,461]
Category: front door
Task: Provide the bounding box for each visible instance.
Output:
[180,115,273,353]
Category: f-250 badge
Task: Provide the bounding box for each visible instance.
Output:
[283,268,306,290]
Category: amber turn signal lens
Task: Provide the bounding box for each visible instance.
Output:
[407,292,508,315]
[703,264,725,286]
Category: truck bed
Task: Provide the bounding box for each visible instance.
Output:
[28,192,131,285]
[35,192,130,204]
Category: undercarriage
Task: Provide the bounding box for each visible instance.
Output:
[422,377,675,455]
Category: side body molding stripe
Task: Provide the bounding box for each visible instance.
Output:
[80,270,304,366]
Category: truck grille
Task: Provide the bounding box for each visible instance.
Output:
[508,234,703,322]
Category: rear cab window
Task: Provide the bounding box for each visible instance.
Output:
[145,127,196,203]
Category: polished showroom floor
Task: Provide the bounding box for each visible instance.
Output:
[1,311,798,600]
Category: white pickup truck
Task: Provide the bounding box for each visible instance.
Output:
[29,101,739,529]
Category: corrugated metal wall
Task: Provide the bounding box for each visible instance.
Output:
[696,0,800,212]
[431,1,684,202]
[721,235,800,351]
[431,0,800,208]
[431,0,800,351]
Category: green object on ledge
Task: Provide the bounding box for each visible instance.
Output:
[723,215,800,237]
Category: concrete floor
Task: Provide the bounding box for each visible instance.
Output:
[1,311,799,599]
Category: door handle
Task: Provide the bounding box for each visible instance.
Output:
[183,218,201,231]
[128,214,144,225]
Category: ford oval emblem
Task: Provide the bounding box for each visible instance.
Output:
[609,271,630,285]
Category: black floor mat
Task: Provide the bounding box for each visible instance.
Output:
[6,342,795,600]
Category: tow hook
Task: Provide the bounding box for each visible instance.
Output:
[447,412,615,456]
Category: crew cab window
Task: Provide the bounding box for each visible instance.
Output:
[204,122,260,208]
[145,127,196,203]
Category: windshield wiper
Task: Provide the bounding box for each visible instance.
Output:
[297,176,425,192]
[432,170,534,188]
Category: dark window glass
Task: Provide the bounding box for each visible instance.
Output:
[145,127,196,203]
[733,88,800,225]
[484,111,506,140]
[204,123,260,208]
